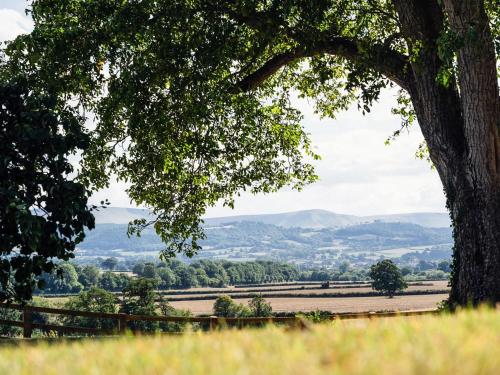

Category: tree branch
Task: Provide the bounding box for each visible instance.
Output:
[233,50,307,92]
[232,37,410,93]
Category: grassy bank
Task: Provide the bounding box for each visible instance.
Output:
[1,309,499,374]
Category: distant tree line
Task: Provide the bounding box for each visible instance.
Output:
[34,258,451,295]
[35,259,301,294]
[132,259,301,289]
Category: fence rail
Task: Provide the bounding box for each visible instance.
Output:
[0,303,438,338]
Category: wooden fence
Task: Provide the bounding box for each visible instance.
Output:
[0,303,438,338]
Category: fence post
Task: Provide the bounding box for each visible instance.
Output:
[209,316,217,331]
[23,306,33,338]
[118,314,127,335]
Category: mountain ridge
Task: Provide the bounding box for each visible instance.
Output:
[93,207,450,228]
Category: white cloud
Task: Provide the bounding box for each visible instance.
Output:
[0,8,32,43]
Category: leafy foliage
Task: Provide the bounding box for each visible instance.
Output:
[62,287,118,331]
[0,306,22,336]
[60,284,192,333]
[248,294,273,317]
[213,295,251,318]
[118,277,192,332]
[31,257,449,296]
[0,70,94,302]
[40,263,83,294]
[97,271,130,292]
[119,277,160,332]
[8,0,382,258]
[0,298,54,337]
[158,299,194,333]
[77,265,101,289]
[4,0,494,301]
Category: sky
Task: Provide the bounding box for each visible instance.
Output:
[1,1,448,217]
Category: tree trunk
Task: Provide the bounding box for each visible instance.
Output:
[447,175,500,304]
[443,0,500,305]
[393,0,500,305]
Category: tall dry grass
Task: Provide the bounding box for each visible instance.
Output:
[0,308,499,375]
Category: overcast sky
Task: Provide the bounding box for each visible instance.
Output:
[1,1,447,217]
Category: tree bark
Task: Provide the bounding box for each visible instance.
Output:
[442,0,500,305]
[448,175,500,305]
[394,0,500,305]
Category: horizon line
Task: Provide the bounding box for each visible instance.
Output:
[96,206,449,219]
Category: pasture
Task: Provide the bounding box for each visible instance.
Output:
[0,309,498,375]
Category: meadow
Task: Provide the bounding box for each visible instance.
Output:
[0,308,498,375]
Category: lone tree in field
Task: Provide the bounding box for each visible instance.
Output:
[3,0,499,306]
[369,260,408,298]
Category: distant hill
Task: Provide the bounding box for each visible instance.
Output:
[83,208,452,267]
[205,210,451,228]
[81,221,452,252]
[79,218,452,267]
[334,222,451,249]
[204,209,360,228]
[364,213,451,228]
[93,207,451,228]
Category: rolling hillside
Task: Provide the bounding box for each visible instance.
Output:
[79,211,453,267]
[204,209,360,228]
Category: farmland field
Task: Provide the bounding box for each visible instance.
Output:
[163,281,449,300]
[171,293,449,314]
[1,309,498,374]
[40,281,449,313]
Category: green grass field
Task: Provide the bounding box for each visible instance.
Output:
[1,309,499,375]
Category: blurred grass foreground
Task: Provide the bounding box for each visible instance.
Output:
[1,308,499,375]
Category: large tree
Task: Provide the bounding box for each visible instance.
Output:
[0,66,95,301]
[5,0,499,305]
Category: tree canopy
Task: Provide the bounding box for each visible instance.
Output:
[2,0,499,304]
[369,259,407,297]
